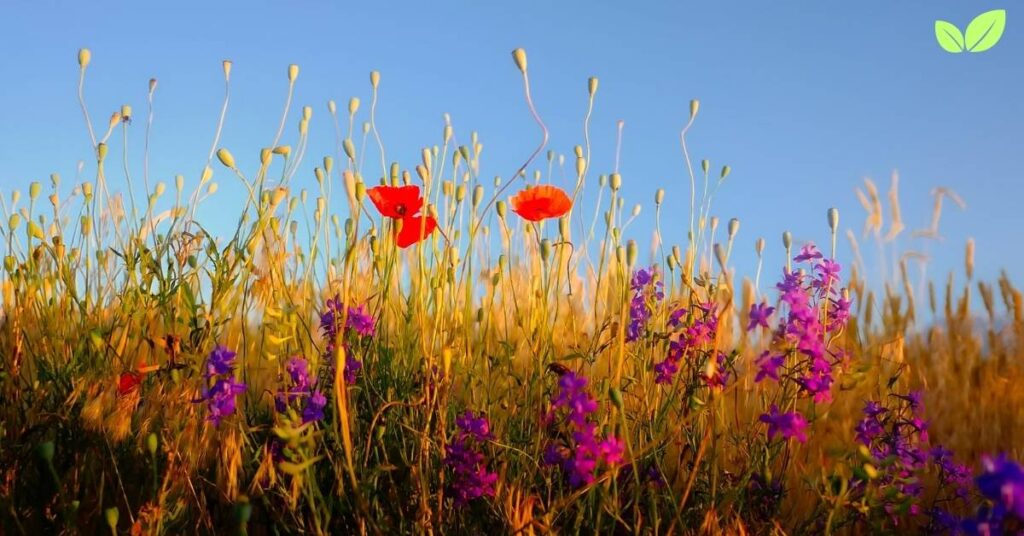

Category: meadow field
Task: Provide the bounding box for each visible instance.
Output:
[1,48,1022,535]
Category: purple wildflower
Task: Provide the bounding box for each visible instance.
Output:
[793,243,823,263]
[196,345,246,427]
[626,267,663,342]
[759,405,808,443]
[747,302,775,331]
[444,411,498,506]
[754,351,785,383]
[301,390,327,423]
[544,372,625,487]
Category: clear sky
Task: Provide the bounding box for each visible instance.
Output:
[1,1,1021,288]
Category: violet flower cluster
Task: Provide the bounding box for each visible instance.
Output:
[759,404,808,443]
[443,411,498,506]
[653,301,719,385]
[196,345,246,427]
[319,295,376,385]
[959,454,1024,534]
[626,267,664,342]
[543,372,625,488]
[274,357,327,424]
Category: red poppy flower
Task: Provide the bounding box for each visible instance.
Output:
[118,371,141,396]
[396,214,438,248]
[367,185,424,219]
[510,185,572,222]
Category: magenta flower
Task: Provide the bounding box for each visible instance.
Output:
[747,302,776,331]
[544,371,625,487]
[754,351,785,383]
[793,243,823,263]
[196,345,246,427]
[759,405,808,443]
[445,411,498,506]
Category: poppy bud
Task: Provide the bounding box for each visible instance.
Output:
[655,189,665,205]
[626,240,637,267]
[827,207,839,233]
[222,60,232,81]
[273,145,291,157]
[201,165,213,185]
[175,174,184,193]
[207,182,218,195]
[288,64,299,83]
[756,238,765,257]
[511,48,528,73]
[455,184,466,202]
[327,99,337,114]
[728,218,739,240]
[343,139,356,160]
[496,200,507,219]
[473,185,484,208]
[632,204,641,218]
[689,99,699,121]
[782,231,792,250]
[146,433,158,456]
[97,143,108,161]
[609,173,621,191]
[588,77,598,96]
[217,148,236,169]
[81,216,92,236]
[615,245,625,267]
[121,105,132,121]
[558,216,569,240]
[720,166,731,180]
[540,239,552,262]
[8,214,20,231]
[714,243,727,271]
[105,507,119,531]
[701,159,710,175]
[29,182,41,201]
[370,70,380,89]
[78,48,92,69]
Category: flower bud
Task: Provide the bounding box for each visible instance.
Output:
[104,507,119,531]
[782,231,792,250]
[626,239,638,267]
[216,148,236,169]
[720,166,731,180]
[511,48,528,73]
[728,218,739,239]
[146,433,158,456]
[222,60,232,81]
[288,64,299,83]
[588,77,598,96]
[609,173,622,191]
[755,237,765,257]
[29,182,41,201]
[540,239,552,263]
[827,207,839,233]
[78,48,91,68]
[689,99,699,121]
[370,70,380,89]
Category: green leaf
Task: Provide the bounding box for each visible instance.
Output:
[965,9,1006,52]
[934,20,966,53]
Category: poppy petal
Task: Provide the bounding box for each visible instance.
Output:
[396,214,438,248]
[367,185,423,219]
[510,185,572,221]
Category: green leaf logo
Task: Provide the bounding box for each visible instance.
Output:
[936,10,1007,53]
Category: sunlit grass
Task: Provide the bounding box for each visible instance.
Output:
[1,47,1021,534]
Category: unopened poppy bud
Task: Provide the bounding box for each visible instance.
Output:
[782,231,792,250]
[175,174,184,192]
[615,245,625,266]
[104,507,119,531]
[49,194,59,208]
[576,156,585,177]
[720,166,731,180]
[473,185,484,207]
[222,60,232,81]
[217,148,236,169]
[97,143,108,161]
[259,148,272,166]
[302,105,312,121]
[455,184,466,202]
[273,145,291,157]
[8,214,21,231]
[355,181,366,202]
[343,139,356,160]
[78,48,92,69]
[29,182,41,201]
[588,77,598,96]
[827,207,839,233]
[50,173,60,187]
[559,216,569,239]
[201,165,213,185]
[632,204,641,218]
[327,99,337,114]
[627,239,638,267]
[149,78,158,93]
[81,216,92,236]
[689,99,699,121]
[146,433,158,455]
[207,182,218,195]
[701,159,709,175]
[154,182,166,197]
[496,200,507,219]
[667,254,677,271]
[323,156,334,174]
[314,167,324,185]
[443,124,452,143]
[728,218,739,239]
[362,122,370,135]
[511,48,528,73]
[288,64,299,83]
[610,173,621,191]
[370,70,380,89]
[598,174,607,188]
[540,239,552,262]
[4,256,15,272]
[121,105,132,121]
[655,189,665,205]
[108,112,122,129]
[756,237,765,257]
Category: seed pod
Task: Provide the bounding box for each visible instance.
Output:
[496,200,507,219]
[756,237,765,257]
[175,174,184,192]
[472,185,484,207]
[689,99,700,121]
[632,204,641,218]
[655,189,665,205]
[558,216,569,240]
[540,239,552,263]
[8,214,21,231]
[588,77,598,96]
[29,182,41,201]
[201,165,213,185]
[78,49,92,69]
[222,60,232,80]
[97,143,108,161]
[104,507,119,531]
[146,433,159,455]
[288,64,299,83]
[273,145,291,157]
[720,166,731,180]
[782,231,792,250]
[343,139,356,160]
[626,239,638,267]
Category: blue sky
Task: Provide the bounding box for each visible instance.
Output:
[1,1,1021,288]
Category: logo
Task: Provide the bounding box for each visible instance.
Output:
[935,9,1006,53]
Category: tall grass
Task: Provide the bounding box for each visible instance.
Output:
[1,48,1021,535]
